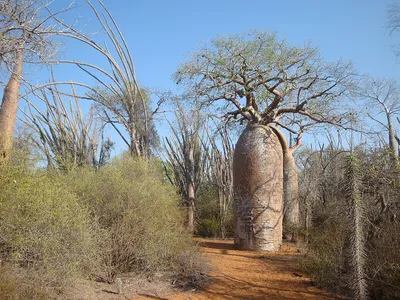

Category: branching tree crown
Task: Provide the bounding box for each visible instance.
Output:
[0,0,69,66]
[174,30,356,134]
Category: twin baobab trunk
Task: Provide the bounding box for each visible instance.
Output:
[270,126,301,241]
[0,48,23,163]
[233,124,283,251]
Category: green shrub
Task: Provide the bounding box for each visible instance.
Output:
[197,183,234,238]
[0,164,102,287]
[197,218,219,238]
[65,156,205,278]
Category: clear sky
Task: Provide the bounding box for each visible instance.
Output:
[9,0,400,154]
[113,0,400,89]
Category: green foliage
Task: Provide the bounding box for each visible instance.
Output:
[175,29,354,132]
[0,154,206,298]
[197,183,234,238]
[197,218,219,238]
[0,164,102,287]
[64,156,203,278]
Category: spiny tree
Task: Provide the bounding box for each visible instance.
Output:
[175,30,355,250]
[206,124,234,238]
[47,0,162,157]
[88,86,160,157]
[0,0,70,163]
[164,100,208,233]
[345,151,367,300]
[21,84,113,171]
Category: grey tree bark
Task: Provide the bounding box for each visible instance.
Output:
[187,180,195,234]
[270,126,301,241]
[233,124,283,251]
[345,153,367,300]
[385,109,399,168]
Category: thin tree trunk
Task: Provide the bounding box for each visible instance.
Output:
[129,122,141,157]
[187,181,195,234]
[386,111,399,168]
[0,48,23,163]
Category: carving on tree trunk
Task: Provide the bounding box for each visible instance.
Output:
[233,124,283,251]
[0,48,23,162]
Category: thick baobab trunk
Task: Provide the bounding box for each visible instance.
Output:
[0,48,23,162]
[270,126,300,241]
[233,124,283,251]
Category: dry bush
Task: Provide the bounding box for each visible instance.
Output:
[64,156,206,279]
[367,220,400,299]
[299,146,400,298]
[0,163,102,291]
[0,264,56,300]
[300,217,349,293]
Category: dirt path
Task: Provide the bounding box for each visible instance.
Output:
[135,239,338,300]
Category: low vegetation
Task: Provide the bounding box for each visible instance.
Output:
[0,154,205,298]
[298,146,400,299]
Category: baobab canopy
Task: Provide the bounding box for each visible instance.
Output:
[174,30,356,134]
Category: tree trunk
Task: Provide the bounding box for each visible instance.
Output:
[386,111,399,168]
[270,126,300,241]
[283,151,300,240]
[345,154,367,300]
[233,124,283,251]
[187,181,195,234]
[0,48,23,163]
[129,122,142,157]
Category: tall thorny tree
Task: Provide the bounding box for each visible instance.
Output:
[344,152,367,300]
[46,0,159,157]
[205,124,234,238]
[21,84,113,171]
[164,101,208,233]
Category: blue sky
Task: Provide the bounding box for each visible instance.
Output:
[116,0,400,88]
[10,0,400,154]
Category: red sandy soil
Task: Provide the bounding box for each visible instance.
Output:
[134,238,339,300]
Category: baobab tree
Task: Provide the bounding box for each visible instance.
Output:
[0,0,67,163]
[175,30,355,250]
